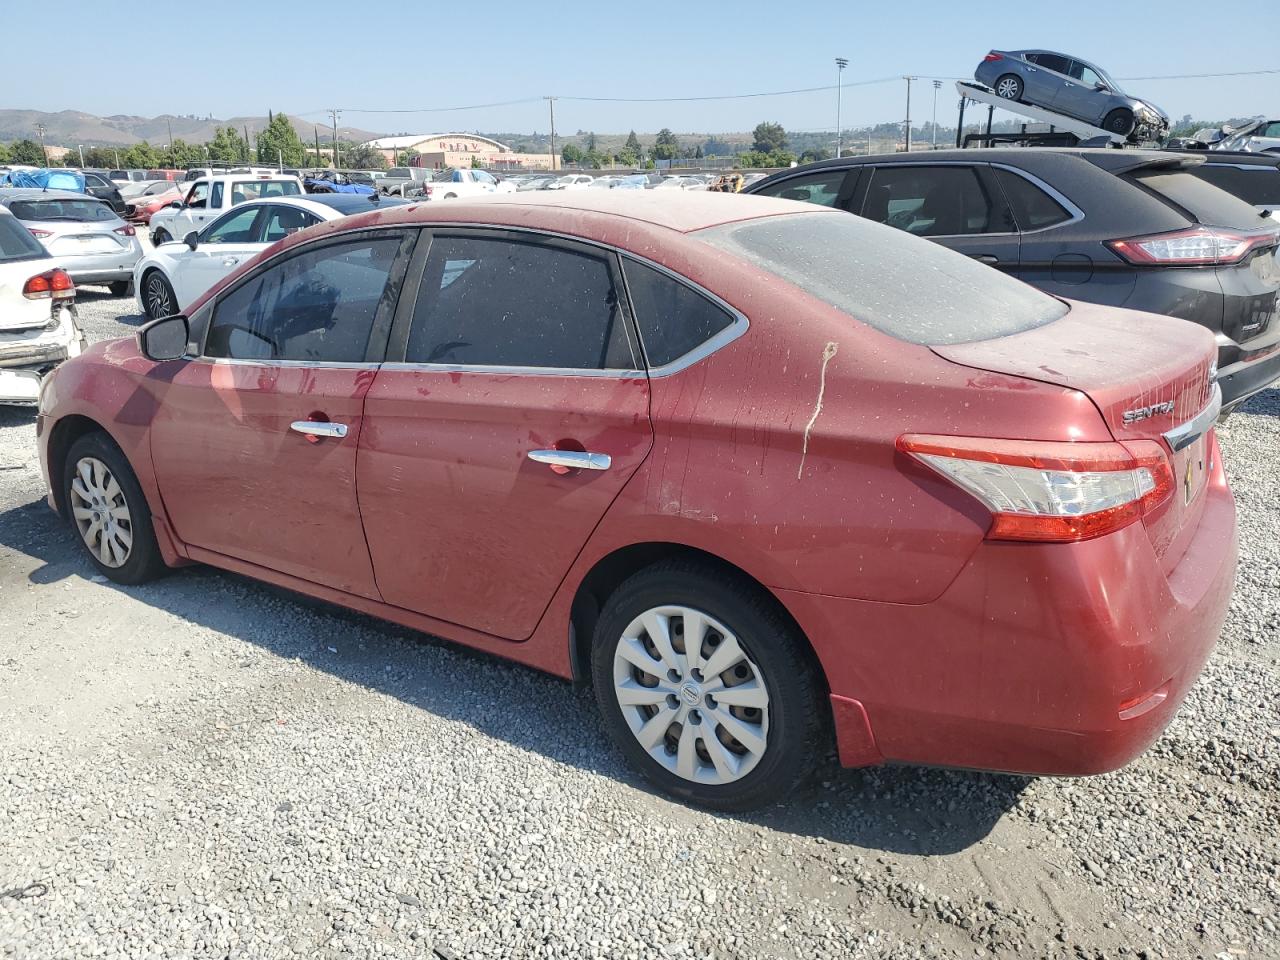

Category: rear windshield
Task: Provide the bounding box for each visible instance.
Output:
[1191,164,1280,208]
[0,215,46,262]
[8,199,116,222]
[230,180,302,200]
[1129,169,1269,229]
[387,168,411,178]
[697,212,1068,346]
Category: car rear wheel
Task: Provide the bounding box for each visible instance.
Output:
[590,560,826,811]
[142,271,177,320]
[1104,108,1136,135]
[995,74,1023,101]
[63,432,168,585]
[152,228,172,245]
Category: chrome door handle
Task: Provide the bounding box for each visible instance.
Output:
[972,254,999,264]
[528,449,611,471]
[222,256,240,266]
[291,420,348,439]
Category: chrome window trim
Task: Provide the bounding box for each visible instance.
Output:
[380,361,645,378]
[987,163,1086,234]
[1164,382,1222,452]
[193,357,384,370]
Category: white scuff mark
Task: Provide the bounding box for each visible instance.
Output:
[797,341,839,480]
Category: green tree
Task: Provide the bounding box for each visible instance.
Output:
[624,130,642,155]
[561,143,584,165]
[341,142,388,169]
[694,144,704,159]
[168,139,205,168]
[0,142,10,164]
[207,126,249,163]
[751,122,788,153]
[653,128,679,161]
[586,131,597,152]
[9,139,46,165]
[121,141,161,169]
[799,147,832,163]
[256,112,308,168]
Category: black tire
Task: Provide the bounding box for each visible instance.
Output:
[444,192,457,200]
[994,74,1023,101]
[151,228,172,245]
[590,559,826,811]
[141,270,177,320]
[107,280,131,297]
[63,432,168,585]
[1103,108,1136,135]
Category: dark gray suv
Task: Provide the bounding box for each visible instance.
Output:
[745,150,1280,410]
[974,50,1169,141]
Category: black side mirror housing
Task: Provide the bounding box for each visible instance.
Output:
[184,231,199,251]
[137,314,189,362]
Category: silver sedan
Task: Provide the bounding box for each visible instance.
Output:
[0,189,143,294]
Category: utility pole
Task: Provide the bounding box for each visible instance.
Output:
[835,58,848,158]
[328,108,341,169]
[544,97,558,171]
[243,124,251,163]
[166,117,174,155]
[932,80,942,148]
[902,77,916,152]
[314,126,321,167]
[77,144,85,167]
[35,123,48,165]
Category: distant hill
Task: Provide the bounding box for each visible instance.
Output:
[0,109,383,148]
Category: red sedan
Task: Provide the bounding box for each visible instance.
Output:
[35,192,1235,810]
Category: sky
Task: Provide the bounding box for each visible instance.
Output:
[12,0,1279,136]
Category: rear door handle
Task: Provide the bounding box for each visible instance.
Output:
[221,256,240,267]
[528,449,611,471]
[972,254,999,264]
[291,420,348,439]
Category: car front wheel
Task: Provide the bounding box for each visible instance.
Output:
[151,228,172,245]
[591,560,826,811]
[63,432,168,585]
[1104,109,1136,135]
[142,270,177,320]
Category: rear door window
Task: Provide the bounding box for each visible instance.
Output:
[405,234,636,370]
[1034,53,1071,74]
[697,212,1068,346]
[622,259,735,367]
[1129,168,1271,229]
[994,168,1073,230]
[863,166,999,236]
[752,169,851,208]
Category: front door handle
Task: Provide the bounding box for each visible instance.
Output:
[291,420,348,440]
[221,256,240,267]
[528,449,611,471]
[972,254,999,265]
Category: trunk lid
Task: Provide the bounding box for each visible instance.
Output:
[933,299,1219,571]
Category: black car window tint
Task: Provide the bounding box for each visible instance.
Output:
[205,237,400,362]
[622,260,735,367]
[406,235,635,370]
[994,169,1072,230]
[1036,54,1071,74]
[754,170,848,208]
[865,167,998,237]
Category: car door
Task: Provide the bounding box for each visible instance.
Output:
[1024,52,1072,109]
[170,203,267,307]
[1060,61,1105,124]
[858,164,1020,269]
[148,229,416,598]
[356,229,653,641]
[171,180,210,238]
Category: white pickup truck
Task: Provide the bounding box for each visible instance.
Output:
[148,173,303,244]
[407,168,516,200]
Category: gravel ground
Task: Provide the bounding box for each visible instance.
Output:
[1,290,1277,960]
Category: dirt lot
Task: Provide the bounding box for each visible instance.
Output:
[1,289,1278,960]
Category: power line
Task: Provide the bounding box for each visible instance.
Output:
[1115,67,1280,81]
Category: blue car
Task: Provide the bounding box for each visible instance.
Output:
[974,49,1169,141]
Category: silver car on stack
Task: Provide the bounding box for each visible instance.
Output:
[0,189,143,294]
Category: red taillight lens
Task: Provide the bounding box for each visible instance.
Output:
[1107,226,1278,266]
[983,53,1003,62]
[23,269,75,301]
[114,224,136,237]
[897,434,1175,543]
[27,227,53,239]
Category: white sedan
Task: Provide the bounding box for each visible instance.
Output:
[133,193,408,320]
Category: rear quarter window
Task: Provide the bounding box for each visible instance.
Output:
[1191,164,1280,208]
[697,212,1068,346]
[1129,169,1270,229]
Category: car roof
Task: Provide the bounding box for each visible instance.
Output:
[0,188,106,203]
[376,190,815,234]
[304,193,412,215]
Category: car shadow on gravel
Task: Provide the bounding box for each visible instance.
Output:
[0,495,1025,856]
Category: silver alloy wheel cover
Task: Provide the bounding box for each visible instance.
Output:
[145,274,172,318]
[997,78,1019,98]
[612,605,771,785]
[69,456,133,568]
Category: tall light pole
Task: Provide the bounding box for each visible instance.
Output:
[902,77,916,152]
[328,108,341,168]
[835,58,848,158]
[77,144,85,168]
[931,80,942,148]
[545,97,558,171]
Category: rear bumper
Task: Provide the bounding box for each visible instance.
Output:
[0,307,83,403]
[778,447,1237,776]
[1217,335,1280,410]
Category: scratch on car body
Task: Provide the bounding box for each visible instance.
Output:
[798,341,838,480]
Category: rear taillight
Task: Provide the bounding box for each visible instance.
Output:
[1107,226,1278,266]
[27,227,53,239]
[897,435,1174,543]
[114,224,136,237]
[23,269,76,301]
[983,52,1003,62]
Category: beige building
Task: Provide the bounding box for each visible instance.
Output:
[362,133,555,171]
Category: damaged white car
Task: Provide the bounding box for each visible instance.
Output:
[0,207,86,404]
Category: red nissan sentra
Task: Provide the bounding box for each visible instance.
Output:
[36,192,1235,810]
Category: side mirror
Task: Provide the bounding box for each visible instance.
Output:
[184,231,199,251]
[1094,82,1108,92]
[137,314,189,362]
